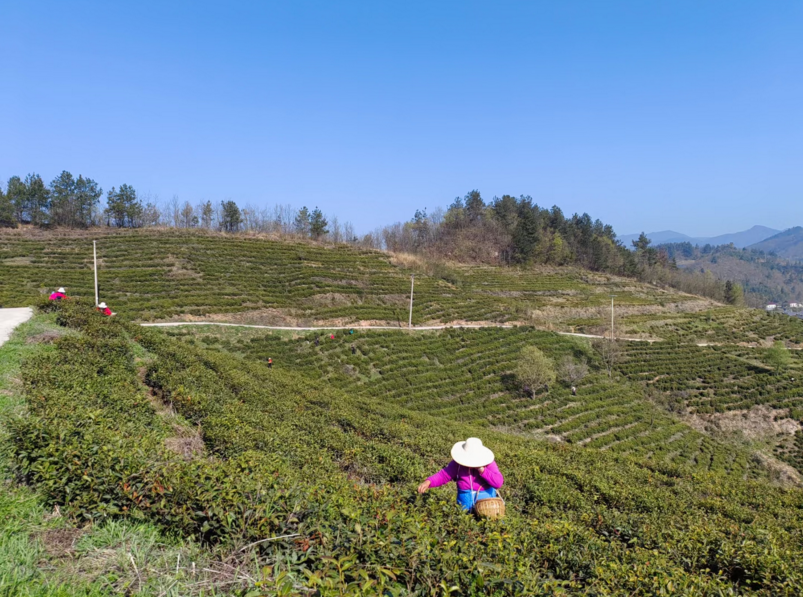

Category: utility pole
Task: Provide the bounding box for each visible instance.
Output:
[93,240,99,306]
[408,274,415,329]
[610,294,615,341]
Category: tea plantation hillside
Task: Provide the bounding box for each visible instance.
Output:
[8,301,803,595]
[172,325,791,480]
[4,229,803,346]
[0,228,706,328]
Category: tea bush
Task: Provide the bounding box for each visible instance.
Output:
[9,302,803,595]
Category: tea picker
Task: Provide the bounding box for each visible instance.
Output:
[418,438,505,518]
[49,287,68,301]
[97,302,116,317]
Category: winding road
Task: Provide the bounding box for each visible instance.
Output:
[0,308,33,347]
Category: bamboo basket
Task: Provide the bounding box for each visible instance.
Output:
[475,494,505,519]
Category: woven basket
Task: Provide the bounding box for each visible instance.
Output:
[474,496,505,519]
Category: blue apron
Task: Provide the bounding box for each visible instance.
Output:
[456,487,496,511]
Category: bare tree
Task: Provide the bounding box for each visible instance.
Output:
[180,201,196,228]
[168,195,181,228]
[343,221,356,243]
[592,339,622,379]
[330,216,342,243]
[556,356,589,385]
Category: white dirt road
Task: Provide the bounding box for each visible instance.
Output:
[141,320,651,341]
[0,308,33,347]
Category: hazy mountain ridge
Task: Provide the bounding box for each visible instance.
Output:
[621,225,781,249]
[748,227,803,262]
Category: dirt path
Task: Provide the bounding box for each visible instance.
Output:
[141,320,651,341]
[0,308,33,347]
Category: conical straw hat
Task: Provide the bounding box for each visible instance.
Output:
[451,437,494,468]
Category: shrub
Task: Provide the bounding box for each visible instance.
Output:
[514,346,557,393]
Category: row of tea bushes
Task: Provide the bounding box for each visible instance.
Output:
[618,341,803,416]
[188,325,758,478]
[622,307,803,346]
[0,229,696,326]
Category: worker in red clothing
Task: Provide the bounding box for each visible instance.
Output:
[49,287,68,301]
[268,357,273,369]
[97,302,115,317]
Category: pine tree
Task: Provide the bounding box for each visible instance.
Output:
[105,184,142,227]
[11,174,50,226]
[512,199,539,263]
[200,201,214,228]
[49,171,102,227]
[0,186,16,228]
[309,207,329,240]
[220,200,242,232]
[632,232,651,251]
[294,206,311,236]
[464,190,485,223]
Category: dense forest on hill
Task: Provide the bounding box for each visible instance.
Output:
[660,242,803,306]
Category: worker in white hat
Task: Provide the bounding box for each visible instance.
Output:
[96,302,115,317]
[418,437,504,511]
[49,287,68,301]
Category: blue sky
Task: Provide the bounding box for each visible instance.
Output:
[2,1,802,237]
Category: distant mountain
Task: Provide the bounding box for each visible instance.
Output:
[619,230,693,246]
[704,225,783,248]
[748,227,803,261]
[620,225,781,249]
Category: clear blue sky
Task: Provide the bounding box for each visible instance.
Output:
[2,1,802,237]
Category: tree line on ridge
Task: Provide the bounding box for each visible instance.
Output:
[0,173,746,305]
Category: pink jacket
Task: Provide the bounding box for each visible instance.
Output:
[49,292,66,300]
[427,460,504,492]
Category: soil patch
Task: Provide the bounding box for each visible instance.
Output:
[165,432,205,459]
[26,331,65,344]
[36,528,84,558]
[684,405,801,442]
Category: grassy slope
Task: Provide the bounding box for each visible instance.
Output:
[8,302,803,595]
[0,315,263,597]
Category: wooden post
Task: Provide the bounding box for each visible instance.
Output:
[408,274,414,329]
[93,241,99,306]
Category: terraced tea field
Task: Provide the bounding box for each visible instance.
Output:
[172,325,766,479]
[10,301,803,595]
[619,342,803,416]
[0,229,703,327]
[620,307,803,346]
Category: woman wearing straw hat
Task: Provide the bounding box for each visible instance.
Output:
[96,302,115,317]
[49,287,68,301]
[418,437,504,511]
